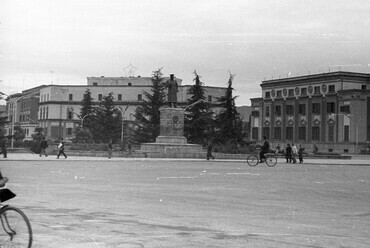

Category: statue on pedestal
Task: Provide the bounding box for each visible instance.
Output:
[165,74,178,108]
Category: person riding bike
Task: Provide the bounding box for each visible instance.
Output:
[259,136,270,163]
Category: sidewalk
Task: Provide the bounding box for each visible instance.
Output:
[1,153,369,165]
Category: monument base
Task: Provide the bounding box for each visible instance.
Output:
[140,142,204,158]
[138,107,205,158]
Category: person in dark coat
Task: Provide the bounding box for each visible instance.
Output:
[298,144,305,163]
[107,139,113,159]
[285,144,292,163]
[259,136,270,162]
[206,140,215,160]
[165,74,178,108]
[0,137,7,158]
[39,137,48,157]
[126,139,133,158]
[56,138,67,159]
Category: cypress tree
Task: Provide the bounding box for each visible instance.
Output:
[133,68,166,143]
[184,71,213,145]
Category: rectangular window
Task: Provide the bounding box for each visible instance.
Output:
[328,125,334,142]
[274,127,281,140]
[67,128,73,136]
[138,94,142,101]
[312,103,321,114]
[298,127,306,140]
[265,106,270,117]
[276,90,282,98]
[251,111,259,117]
[344,125,349,141]
[327,102,335,114]
[275,105,281,116]
[328,85,335,93]
[262,127,270,140]
[286,105,294,115]
[208,95,212,102]
[288,89,294,97]
[252,127,258,140]
[69,94,73,101]
[298,104,306,115]
[314,86,321,94]
[98,94,102,101]
[312,126,320,141]
[301,88,307,95]
[286,127,293,140]
[265,92,271,98]
[362,85,366,90]
[340,105,350,114]
[118,94,122,101]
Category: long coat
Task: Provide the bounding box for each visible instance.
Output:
[166,79,178,103]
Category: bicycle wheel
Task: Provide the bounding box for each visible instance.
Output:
[0,206,32,248]
[265,155,277,167]
[247,155,259,166]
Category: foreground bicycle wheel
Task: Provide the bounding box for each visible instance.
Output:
[265,155,277,167]
[247,155,259,166]
[0,206,32,248]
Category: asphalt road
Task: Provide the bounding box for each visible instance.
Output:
[1,159,369,248]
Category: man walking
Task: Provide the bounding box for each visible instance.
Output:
[39,137,48,157]
[56,138,67,159]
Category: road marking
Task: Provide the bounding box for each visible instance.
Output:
[156,176,196,179]
[226,173,260,176]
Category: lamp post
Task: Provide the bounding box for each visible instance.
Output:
[114,105,130,144]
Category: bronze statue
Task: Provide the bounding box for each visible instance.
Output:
[165,74,178,108]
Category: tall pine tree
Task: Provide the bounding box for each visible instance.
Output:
[90,92,121,143]
[133,68,166,143]
[80,88,95,130]
[184,71,213,145]
[215,73,245,144]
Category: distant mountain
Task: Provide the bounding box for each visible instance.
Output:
[236,106,252,122]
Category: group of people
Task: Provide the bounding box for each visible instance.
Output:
[276,143,305,163]
[259,137,305,164]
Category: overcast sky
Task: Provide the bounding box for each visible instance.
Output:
[1,0,370,106]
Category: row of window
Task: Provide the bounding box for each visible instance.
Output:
[265,102,346,117]
[265,85,336,99]
[68,94,214,102]
[253,125,350,142]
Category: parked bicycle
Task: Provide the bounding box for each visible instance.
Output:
[247,148,277,167]
[0,183,32,248]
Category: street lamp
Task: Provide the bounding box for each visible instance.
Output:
[114,105,130,143]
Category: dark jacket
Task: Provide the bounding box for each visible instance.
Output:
[40,140,48,149]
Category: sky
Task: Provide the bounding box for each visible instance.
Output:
[1,0,370,106]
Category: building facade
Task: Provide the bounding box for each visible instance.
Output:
[4,76,227,142]
[250,71,370,154]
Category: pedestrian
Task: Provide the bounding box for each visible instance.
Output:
[0,136,7,158]
[39,137,48,157]
[285,144,292,163]
[275,144,281,154]
[298,145,305,163]
[206,140,215,160]
[313,143,318,154]
[127,139,133,158]
[107,139,113,159]
[56,138,67,159]
[259,136,270,163]
[291,143,297,163]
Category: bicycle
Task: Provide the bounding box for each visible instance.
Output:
[247,149,277,167]
[0,186,32,248]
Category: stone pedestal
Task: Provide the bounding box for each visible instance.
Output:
[139,108,204,158]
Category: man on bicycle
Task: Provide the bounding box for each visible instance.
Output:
[0,171,8,188]
[260,136,270,163]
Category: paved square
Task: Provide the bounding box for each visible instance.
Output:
[1,159,369,247]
